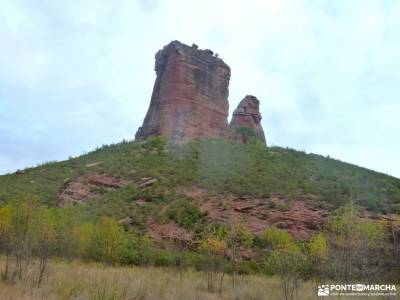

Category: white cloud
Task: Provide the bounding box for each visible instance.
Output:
[0,0,399,177]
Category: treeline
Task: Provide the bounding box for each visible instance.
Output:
[0,200,399,299]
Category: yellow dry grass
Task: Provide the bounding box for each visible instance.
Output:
[0,260,396,300]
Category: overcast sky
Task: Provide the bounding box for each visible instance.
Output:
[0,0,399,178]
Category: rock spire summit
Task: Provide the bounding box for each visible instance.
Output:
[136,41,266,145]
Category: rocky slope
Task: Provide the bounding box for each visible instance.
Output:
[1,138,399,247]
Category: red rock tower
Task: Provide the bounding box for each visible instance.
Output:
[230,95,266,145]
[135,41,231,142]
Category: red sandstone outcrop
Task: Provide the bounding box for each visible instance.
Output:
[136,41,267,145]
[178,188,325,240]
[58,174,130,207]
[230,95,266,144]
[135,41,231,142]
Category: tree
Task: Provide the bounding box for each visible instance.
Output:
[91,217,127,263]
[139,235,154,266]
[8,200,38,282]
[386,215,400,280]
[324,202,385,281]
[226,224,253,288]
[307,232,328,293]
[33,208,56,286]
[73,222,95,259]
[0,205,12,281]
[166,236,190,282]
[51,207,83,259]
[199,237,228,293]
[261,227,305,300]
[308,233,328,258]
[266,249,306,300]
[0,200,56,285]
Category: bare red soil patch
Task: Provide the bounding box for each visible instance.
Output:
[58,173,130,207]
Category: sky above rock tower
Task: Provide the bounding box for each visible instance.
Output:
[0,0,399,178]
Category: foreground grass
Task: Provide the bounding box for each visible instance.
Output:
[0,260,396,300]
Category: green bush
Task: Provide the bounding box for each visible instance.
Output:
[165,197,206,229]
[259,227,297,251]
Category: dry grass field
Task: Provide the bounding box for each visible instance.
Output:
[0,260,397,300]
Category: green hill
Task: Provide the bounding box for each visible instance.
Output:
[1,137,399,217]
[1,137,400,284]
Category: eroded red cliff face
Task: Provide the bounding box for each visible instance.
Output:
[136,41,266,145]
[230,95,266,144]
[135,41,231,142]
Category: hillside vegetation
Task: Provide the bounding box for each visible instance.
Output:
[0,138,399,299]
[1,137,399,213]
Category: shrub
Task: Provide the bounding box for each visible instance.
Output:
[166,198,206,229]
[235,127,257,143]
[260,227,298,252]
[89,217,128,263]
